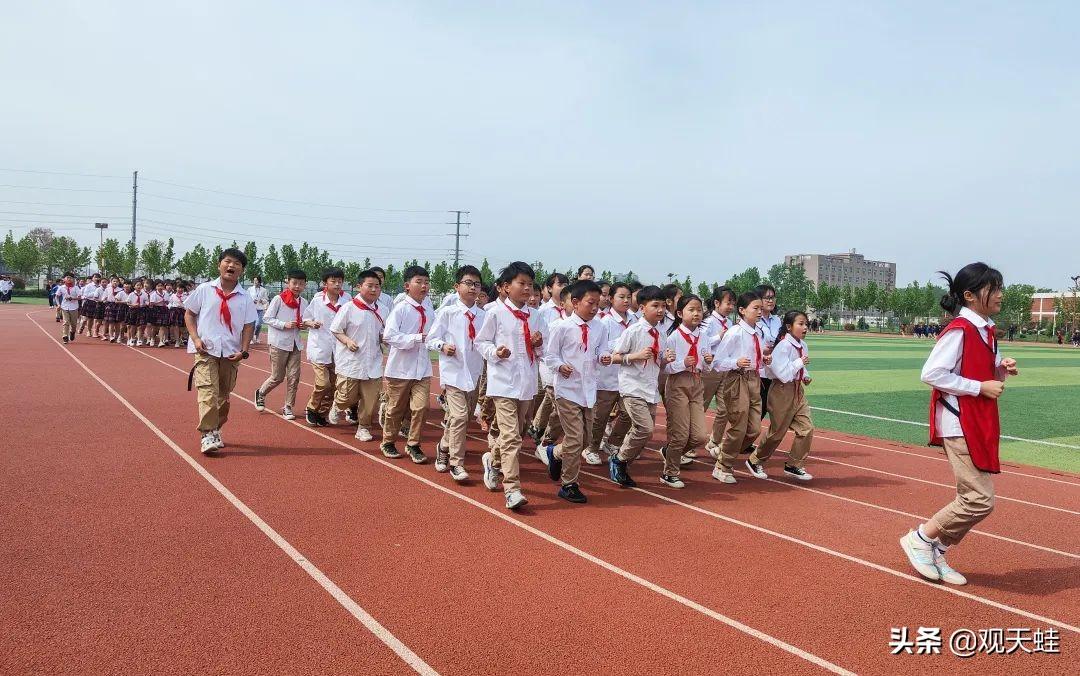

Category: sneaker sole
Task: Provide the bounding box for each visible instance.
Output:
[899,535,941,581]
[784,471,812,481]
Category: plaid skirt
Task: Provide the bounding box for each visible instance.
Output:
[115,304,128,323]
[80,300,97,317]
[94,300,106,320]
[103,302,118,323]
[168,306,186,327]
[126,306,146,326]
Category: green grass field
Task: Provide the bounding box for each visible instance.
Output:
[9,296,49,305]
[804,334,1080,473]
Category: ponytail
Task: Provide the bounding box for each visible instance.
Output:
[938,262,1004,317]
[775,310,807,345]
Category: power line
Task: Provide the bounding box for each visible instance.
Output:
[0,184,127,193]
[0,200,128,208]
[138,221,454,253]
[138,191,448,223]
[137,204,446,229]
[0,168,128,179]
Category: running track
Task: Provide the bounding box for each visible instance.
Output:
[3,306,1077,674]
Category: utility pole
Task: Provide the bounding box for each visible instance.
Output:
[448,210,470,268]
[95,222,109,272]
[131,170,138,246]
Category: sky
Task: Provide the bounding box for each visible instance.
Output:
[2,1,1078,289]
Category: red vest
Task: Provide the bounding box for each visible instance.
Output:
[928,317,1001,473]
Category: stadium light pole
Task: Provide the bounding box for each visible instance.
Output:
[95,222,108,272]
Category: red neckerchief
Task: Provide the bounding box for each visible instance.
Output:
[752,330,762,370]
[648,327,660,365]
[579,321,589,351]
[985,325,997,353]
[215,286,239,333]
[410,300,427,334]
[280,289,302,325]
[325,293,342,314]
[793,338,806,382]
[678,326,700,373]
[504,300,535,363]
[713,312,728,331]
[352,298,383,326]
[464,308,477,341]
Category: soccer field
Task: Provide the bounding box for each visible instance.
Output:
[804,334,1080,473]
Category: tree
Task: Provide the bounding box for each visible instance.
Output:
[139,239,174,277]
[118,240,138,277]
[280,244,299,274]
[242,241,261,281]
[97,238,124,275]
[479,258,494,285]
[811,281,840,317]
[724,267,762,293]
[679,275,694,295]
[176,244,209,280]
[430,261,454,294]
[47,237,92,278]
[999,283,1035,328]
[696,282,711,299]
[2,231,42,279]
[28,227,57,277]
[765,263,814,311]
[262,245,284,283]
[343,261,362,287]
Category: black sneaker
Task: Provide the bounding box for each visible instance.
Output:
[530,426,545,445]
[434,445,450,472]
[254,388,266,412]
[381,443,403,459]
[347,405,359,424]
[62,335,69,343]
[315,413,329,427]
[406,444,427,464]
[745,458,768,479]
[558,482,588,504]
[608,456,636,488]
[742,444,756,455]
[545,445,562,482]
[305,409,320,426]
[783,464,813,481]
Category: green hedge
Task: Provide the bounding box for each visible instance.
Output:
[11,289,49,298]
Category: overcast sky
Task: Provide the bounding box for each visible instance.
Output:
[2,1,1078,288]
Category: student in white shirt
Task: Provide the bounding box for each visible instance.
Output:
[746,310,815,482]
[713,291,770,484]
[184,248,257,455]
[529,273,569,444]
[56,274,81,343]
[255,269,310,421]
[328,269,385,441]
[166,281,186,347]
[589,282,633,461]
[126,280,148,346]
[380,265,434,463]
[754,283,782,424]
[659,294,713,488]
[427,265,486,481]
[609,286,674,488]
[701,286,736,458]
[539,280,613,504]
[115,281,132,343]
[148,280,169,347]
[250,276,270,345]
[100,277,120,342]
[901,263,1017,587]
[370,266,394,312]
[80,275,102,338]
[475,262,544,510]
[301,267,349,427]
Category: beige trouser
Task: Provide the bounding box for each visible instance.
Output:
[616,396,657,463]
[491,396,530,494]
[751,380,813,468]
[260,346,302,407]
[588,389,628,454]
[477,365,496,430]
[382,376,431,446]
[193,354,239,433]
[717,371,762,471]
[61,309,78,336]
[554,398,594,486]
[664,371,707,476]
[701,371,728,445]
[439,385,479,466]
[929,437,996,546]
[334,376,381,427]
[306,362,336,416]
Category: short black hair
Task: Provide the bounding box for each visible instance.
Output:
[637,285,665,305]
[497,261,536,285]
[610,281,630,297]
[287,268,307,281]
[577,264,594,277]
[544,272,569,289]
[737,290,761,312]
[559,285,573,300]
[321,267,345,283]
[370,266,385,275]
[219,247,248,268]
[661,283,682,301]
[455,265,482,283]
[357,268,382,285]
[570,279,601,301]
[403,265,429,283]
[754,283,777,298]
[532,282,543,292]
[628,281,643,293]
[710,285,736,307]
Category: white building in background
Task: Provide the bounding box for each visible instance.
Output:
[785,249,896,290]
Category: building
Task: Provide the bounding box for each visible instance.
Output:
[785,249,896,290]
[1030,291,1080,326]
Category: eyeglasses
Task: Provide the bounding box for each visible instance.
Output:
[459,280,482,289]
[762,295,776,301]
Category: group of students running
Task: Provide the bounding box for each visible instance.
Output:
[52,273,193,347]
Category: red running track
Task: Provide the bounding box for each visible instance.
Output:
[4,305,1078,675]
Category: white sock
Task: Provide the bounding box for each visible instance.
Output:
[916,525,937,546]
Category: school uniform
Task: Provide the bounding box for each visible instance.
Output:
[475,298,541,495]
[531,300,568,443]
[92,284,107,320]
[184,278,257,433]
[662,324,709,476]
[101,284,120,323]
[329,296,385,428]
[81,283,101,319]
[757,313,782,414]
[382,295,434,447]
[427,300,486,466]
[303,290,350,417]
[613,318,664,463]
[56,283,81,337]
[590,310,633,454]
[168,291,187,327]
[114,290,129,324]
[656,310,676,400]
[148,291,167,326]
[700,311,732,447]
[259,291,309,409]
[714,319,765,473]
[751,335,813,468]
[921,307,1008,546]
[127,291,148,326]
[544,313,607,486]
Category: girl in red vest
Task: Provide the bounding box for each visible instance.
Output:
[901,262,1018,585]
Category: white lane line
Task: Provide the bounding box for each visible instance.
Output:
[28,315,439,676]
[118,345,857,674]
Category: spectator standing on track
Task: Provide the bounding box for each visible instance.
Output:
[901,262,1018,586]
[0,275,13,303]
[184,248,257,455]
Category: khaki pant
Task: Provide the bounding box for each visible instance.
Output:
[306,362,336,416]
[440,385,479,466]
[61,309,78,337]
[751,380,813,468]
[491,397,530,494]
[717,371,762,471]
[532,385,562,441]
[260,346,302,407]
[929,437,996,546]
[589,389,628,454]
[554,398,593,486]
[334,376,381,427]
[664,371,707,476]
[382,377,431,446]
[193,354,239,433]
[477,365,497,431]
[616,396,657,463]
[701,371,728,445]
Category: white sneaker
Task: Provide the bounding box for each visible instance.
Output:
[535,445,549,465]
[711,467,737,484]
[899,531,941,581]
[327,406,341,425]
[449,465,469,482]
[505,489,528,510]
[683,448,699,458]
[679,453,693,466]
[158,340,166,347]
[200,432,217,454]
[136,340,143,347]
[705,440,721,459]
[933,547,967,585]
[212,430,225,449]
[582,449,602,466]
[282,406,296,421]
[601,441,619,456]
[127,339,135,346]
[354,426,373,442]
[745,459,769,479]
[659,474,686,489]
[481,452,500,491]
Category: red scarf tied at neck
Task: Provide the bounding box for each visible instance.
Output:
[280,289,302,325]
[215,286,239,333]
